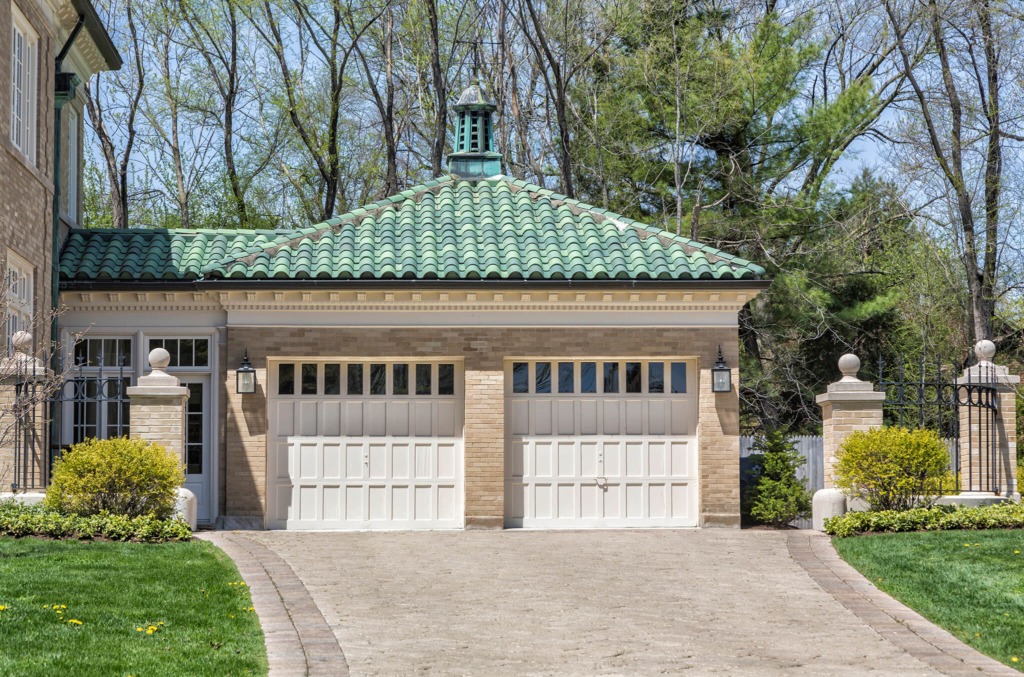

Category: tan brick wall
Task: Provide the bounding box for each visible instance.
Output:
[222,326,742,527]
[1,0,57,356]
[129,395,187,466]
[820,400,884,488]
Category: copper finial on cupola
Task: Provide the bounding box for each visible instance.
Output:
[447,41,501,181]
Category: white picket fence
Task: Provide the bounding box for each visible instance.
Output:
[739,435,824,529]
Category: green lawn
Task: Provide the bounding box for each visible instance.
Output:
[834,529,1024,671]
[0,537,267,677]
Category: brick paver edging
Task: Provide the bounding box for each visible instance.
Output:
[788,531,1019,677]
[195,532,350,677]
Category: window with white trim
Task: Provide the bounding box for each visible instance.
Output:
[68,110,79,222]
[4,249,33,350]
[9,6,37,163]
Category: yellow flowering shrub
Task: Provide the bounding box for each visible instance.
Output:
[834,427,951,511]
[44,437,184,519]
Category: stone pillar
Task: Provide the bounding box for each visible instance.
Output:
[956,341,1019,501]
[813,354,885,530]
[126,348,190,466]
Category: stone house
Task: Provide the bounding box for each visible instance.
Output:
[53,79,769,530]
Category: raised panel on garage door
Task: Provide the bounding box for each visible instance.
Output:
[505,359,698,528]
[268,361,464,530]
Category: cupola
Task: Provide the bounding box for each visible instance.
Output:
[446,65,501,180]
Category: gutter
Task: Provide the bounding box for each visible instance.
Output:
[69,0,123,70]
[60,278,772,293]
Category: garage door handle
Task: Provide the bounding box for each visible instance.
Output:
[595,477,607,488]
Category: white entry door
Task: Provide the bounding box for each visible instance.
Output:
[182,377,212,523]
[267,361,464,530]
[505,359,698,528]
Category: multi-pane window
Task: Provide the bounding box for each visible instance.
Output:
[148,338,209,367]
[4,249,32,351]
[74,338,132,368]
[278,362,458,397]
[69,337,134,443]
[9,7,37,163]
[510,360,688,395]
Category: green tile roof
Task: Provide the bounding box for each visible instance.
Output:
[59,176,765,281]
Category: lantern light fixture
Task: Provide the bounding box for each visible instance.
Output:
[711,345,731,393]
[236,347,256,394]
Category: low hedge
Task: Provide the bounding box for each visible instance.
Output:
[0,500,192,543]
[825,502,1024,537]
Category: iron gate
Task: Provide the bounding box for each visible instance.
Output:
[7,353,130,492]
[877,357,1000,494]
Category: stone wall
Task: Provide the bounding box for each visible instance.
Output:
[222,325,742,527]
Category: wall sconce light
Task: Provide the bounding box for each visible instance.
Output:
[711,345,731,393]
[236,347,256,394]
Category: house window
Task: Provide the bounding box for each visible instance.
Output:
[68,110,78,222]
[148,338,209,367]
[4,249,33,350]
[9,6,37,163]
[68,337,134,443]
[75,338,132,368]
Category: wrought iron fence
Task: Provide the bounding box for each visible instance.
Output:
[877,357,999,494]
[6,353,130,492]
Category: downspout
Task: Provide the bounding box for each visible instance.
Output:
[51,16,84,360]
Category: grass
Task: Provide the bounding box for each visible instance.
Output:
[834,529,1024,671]
[0,537,267,677]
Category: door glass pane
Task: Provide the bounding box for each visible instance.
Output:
[301,364,318,394]
[324,364,341,395]
[603,362,619,393]
[370,364,386,395]
[185,382,203,474]
[416,364,431,395]
[671,362,687,393]
[347,364,363,395]
[278,364,294,395]
[180,339,194,366]
[438,364,455,395]
[648,362,664,393]
[535,362,551,393]
[580,362,597,393]
[558,362,574,393]
[119,340,132,367]
[194,339,209,366]
[626,362,641,393]
[148,338,162,354]
[512,362,528,393]
[102,339,118,367]
[393,364,409,395]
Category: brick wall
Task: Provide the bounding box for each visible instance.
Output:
[819,399,884,488]
[223,325,741,528]
[129,394,188,465]
[1,0,56,356]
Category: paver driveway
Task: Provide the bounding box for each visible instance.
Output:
[246,529,945,676]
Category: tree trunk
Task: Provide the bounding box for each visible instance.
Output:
[426,0,447,177]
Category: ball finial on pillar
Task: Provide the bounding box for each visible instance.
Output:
[149,347,171,370]
[975,339,996,364]
[10,331,31,354]
[838,353,861,382]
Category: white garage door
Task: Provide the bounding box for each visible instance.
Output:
[505,359,698,528]
[267,360,464,530]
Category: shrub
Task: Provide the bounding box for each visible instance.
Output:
[0,500,191,542]
[824,502,1024,537]
[44,437,184,519]
[742,429,812,527]
[834,427,950,511]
